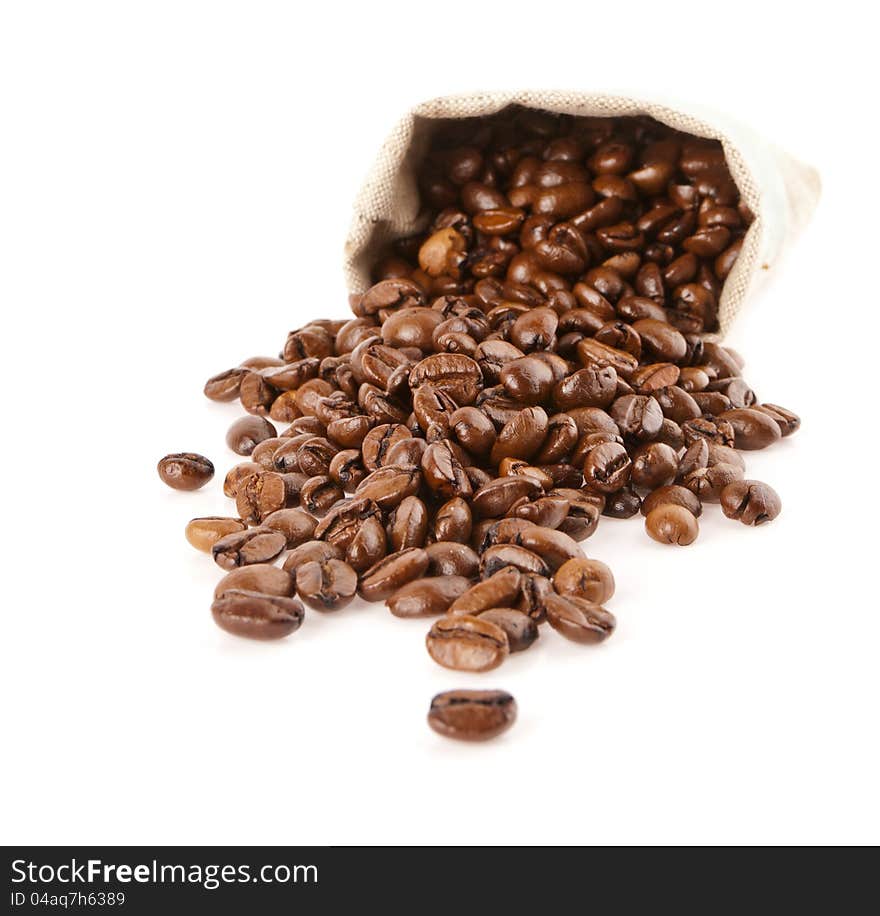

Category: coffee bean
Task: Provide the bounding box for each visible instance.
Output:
[261,507,317,548]
[356,465,422,510]
[358,548,430,601]
[641,484,703,518]
[720,480,782,525]
[553,557,615,604]
[425,541,480,578]
[427,689,517,741]
[295,559,358,610]
[752,403,800,437]
[475,608,539,652]
[222,462,263,498]
[719,407,782,450]
[212,526,287,569]
[157,453,214,491]
[544,593,616,644]
[583,441,632,493]
[226,416,277,456]
[204,367,246,402]
[490,406,549,464]
[448,566,522,616]
[431,497,473,544]
[214,564,295,599]
[681,463,743,502]
[421,441,473,499]
[185,516,246,552]
[387,576,472,618]
[517,525,583,571]
[472,476,541,518]
[601,487,642,519]
[211,590,304,640]
[645,505,699,545]
[282,540,343,571]
[426,615,509,671]
[481,544,549,578]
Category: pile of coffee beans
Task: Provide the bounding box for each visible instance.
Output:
[160,108,799,742]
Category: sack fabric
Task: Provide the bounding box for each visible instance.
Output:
[343,90,821,338]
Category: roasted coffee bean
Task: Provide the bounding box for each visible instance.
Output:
[326,415,373,449]
[720,480,782,525]
[610,395,663,440]
[356,465,422,510]
[472,476,541,518]
[641,484,703,518]
[314,497,382,551]
[204,367,247,402]
[425,541,480,578]
[358,548,430,601]
[752,403,800,437]
[211,590,304,640]
[226,416,277,456]
[250,437,287,470]
[213,564,295,599]
[387,576,472,618]
[481,544,549,578]
[223,462,263,498]
[432,497,472,543]
[490,406,549,464]
[558,497,603,538]
[515,572,554,622]
[448,566,522,616]
[450,406,496,457]
[682,416,735,447]
[553,366,617,411]
[212,526,287,570]
[682,463,743,502]
[426,615,509,672]
[157,453,214,491]
[544,593,616,644]
[583,441,632,493]
[295,559,358,610]
[409,353,482,405]
[344,513,387,573]
[477,517,537,551]
[601,487,642,518]
[413,384,459,437]
[421,441,473,498]
[630,442,679,490]
[239,370,276,416]
[645,505,699,545]
[475,608,538,652]
[513,495,570,529]
[427,690,517,741]
[282,539,343,572]
[236,470,296,524]
[261,507,317,548]
[299,475,344,515]
[185,516,246,552]
[517,525,583,571]
[361,423,411,471]
[387,495,429,551]
[500,355,556,404]
[553,557,615,604]
[719,407,782,450]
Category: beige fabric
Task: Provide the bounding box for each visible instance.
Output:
[344,90,821,338]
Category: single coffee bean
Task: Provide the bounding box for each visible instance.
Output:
[282,540,343,572]
[157,453,214,491]
[300,475,346,515]
[211,590,304,640]
[261,507,317,548]
[752,403,800,437]
[475,608,539,652]
[472,476,541,518]
[387,576,472,618]
[204,367,247,402]
[425,541,480,578]
[226,416,277,456]
[213,565,294,600]
[601,487,642,518]
[427,690,517,741]
[185,516,246,552]
[212,526,287,570]
[223,462,263,498]
[448,566,522,616]
[553,557,615,604]
[630,442,679,490]
[358,548,430,601]
[583,441,632,493]
[295,559,358,611]
[515,572,555,623]
[516,525,583,571]
[681,463,743,502]
[641,484,703,518]
[544,593,616,644]
[719,407,782,450]
[645,505,699,545]
[356,465,422,510]
[481,544,549,578]
[682,416,735,447]
[490,406,550,464]
[720,480,782,525]
[421,441,473,499]
[513,495,570,529]
[425,615,509,672]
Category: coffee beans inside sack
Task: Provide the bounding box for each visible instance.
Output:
[160,103,806,742]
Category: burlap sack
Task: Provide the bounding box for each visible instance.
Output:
[344,90,820,337]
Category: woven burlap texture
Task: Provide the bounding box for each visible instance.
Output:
[344,90,820,338]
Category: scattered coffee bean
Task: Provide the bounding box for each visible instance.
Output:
[185,516,246,552]
[427,689,517,741]
[426,615,509,671]
[720,480,782,526]
[645,505,699,546]
[211,590,304,640]
[157,453,214,491]
[212,527,287,570]
[544,593,616,644]
[295,559,358,610]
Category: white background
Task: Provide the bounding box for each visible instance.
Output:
[2,1,877,846]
